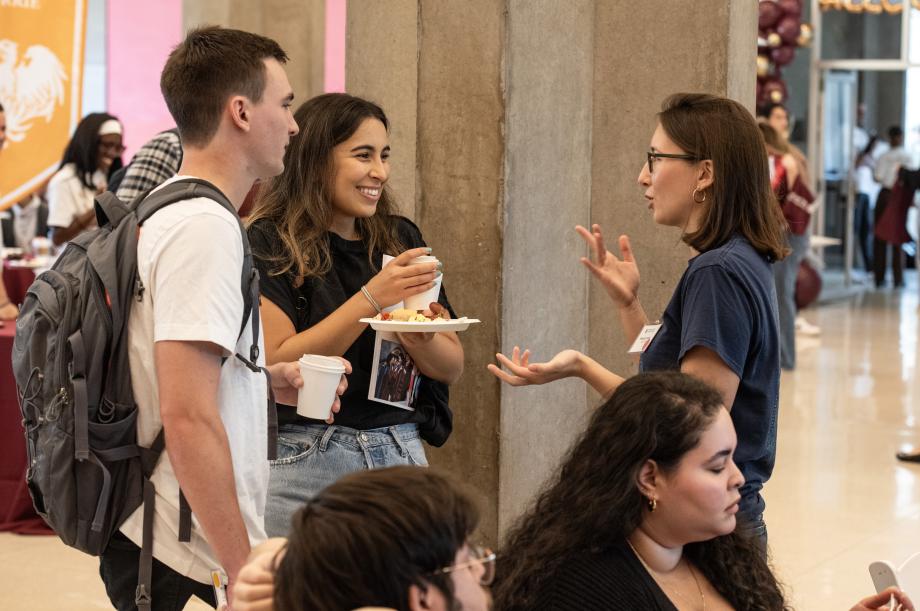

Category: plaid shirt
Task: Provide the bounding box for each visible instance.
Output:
[115,129,182,201]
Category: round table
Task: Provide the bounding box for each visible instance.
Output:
[0,322,52,534]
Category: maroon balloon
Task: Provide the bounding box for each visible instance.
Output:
[761,77,787,105]
[771,45,796,67]
[778,0,802,17]
[795,260,822,309]
[776,15,801,45]
[759,0,782,29]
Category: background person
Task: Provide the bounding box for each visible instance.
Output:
[491,93,786,542]
[46,113,124,246]
[759,120,811,370]
[247,93,464,537]
[112,128,182,201]
[0,102,20,320]
[873,126,913,289]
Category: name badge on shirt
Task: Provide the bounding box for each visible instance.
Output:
[628,323,663,354]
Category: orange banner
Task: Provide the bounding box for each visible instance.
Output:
[0,0,87,211]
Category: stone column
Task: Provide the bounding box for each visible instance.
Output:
[346,0,758,545]
[182,0,326,102]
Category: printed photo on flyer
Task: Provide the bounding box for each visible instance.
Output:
[368,331,421,411]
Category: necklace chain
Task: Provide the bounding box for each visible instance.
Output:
[627,539,707,611]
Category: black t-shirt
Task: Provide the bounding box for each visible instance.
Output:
[640,236,780,518]
[248,216,456,432]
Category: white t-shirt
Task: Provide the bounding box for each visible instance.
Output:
[46,163,105,228]
[875,147,914,189]
[120,175,269,583]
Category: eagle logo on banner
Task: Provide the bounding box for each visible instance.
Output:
[0,0,86,212]
[0,40,68,143]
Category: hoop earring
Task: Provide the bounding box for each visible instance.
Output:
[692,187,707,204]
[647,497,657,512]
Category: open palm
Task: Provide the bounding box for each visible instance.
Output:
[575,224,640,307]
[487,346,584,387]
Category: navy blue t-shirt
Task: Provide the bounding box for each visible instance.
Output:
[640,236,780,517]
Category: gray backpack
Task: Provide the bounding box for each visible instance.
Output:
[12,178,277,611]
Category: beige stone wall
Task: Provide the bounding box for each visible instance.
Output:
[587,0,758,392]
[345,0,756,546]
[345,0,419,219]
[182,0,326,103]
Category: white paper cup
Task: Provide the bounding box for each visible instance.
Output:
[297,355,346,420]
[404,256,442,311]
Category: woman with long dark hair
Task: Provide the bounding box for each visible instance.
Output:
[490,94,786,541]
[46,112,124,245]
[494,372,780,610]
[247,93,464,537]
[493,372,909,611]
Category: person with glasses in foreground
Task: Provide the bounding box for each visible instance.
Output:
[490,93,786,545]
[493,372,911,611]
[232,465,492,611]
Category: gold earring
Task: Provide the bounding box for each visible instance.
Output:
[692,188,707,204]
[647,497,657,512]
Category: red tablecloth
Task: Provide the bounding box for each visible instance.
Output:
[0,323,52,534]
[2,261,36,306]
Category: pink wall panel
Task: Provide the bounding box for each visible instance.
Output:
[324,0,346,92]
[106,0,183,162]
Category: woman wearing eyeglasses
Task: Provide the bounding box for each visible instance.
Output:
[490,94,786,543]
[47,112,124,245]
[493,372,911,611]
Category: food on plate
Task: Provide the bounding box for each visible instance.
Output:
[374,308,437,323]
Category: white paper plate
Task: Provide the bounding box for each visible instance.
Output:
[359,317,481,333]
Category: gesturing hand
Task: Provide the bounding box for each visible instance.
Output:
[364,247,440,309]
[487,346,584,387]
[575,224,640,308]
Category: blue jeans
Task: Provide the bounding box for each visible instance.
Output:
[264,422,428,537]
[774,231,809,370]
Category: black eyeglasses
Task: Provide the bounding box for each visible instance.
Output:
[646,151,700,173]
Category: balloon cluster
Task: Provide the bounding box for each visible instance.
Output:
[757,0,813,108]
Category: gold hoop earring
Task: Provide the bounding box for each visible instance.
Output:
[692,188,707,204]
[647,497,657,512]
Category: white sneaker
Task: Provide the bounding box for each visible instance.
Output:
[795,315,821,336]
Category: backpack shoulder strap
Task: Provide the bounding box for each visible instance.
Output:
[94,191,131,228]
[135,179,258,363]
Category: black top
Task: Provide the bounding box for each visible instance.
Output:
[640,236,780,518]
[248,216,456,433]
[531,540,677,610]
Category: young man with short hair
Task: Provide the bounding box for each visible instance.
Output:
[234,466,493,611]
[98,26,346,610]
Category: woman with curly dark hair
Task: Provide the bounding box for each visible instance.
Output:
[493,371,785,610]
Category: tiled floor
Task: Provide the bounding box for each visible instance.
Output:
[0,274,918,610]
[765,274,920,607]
